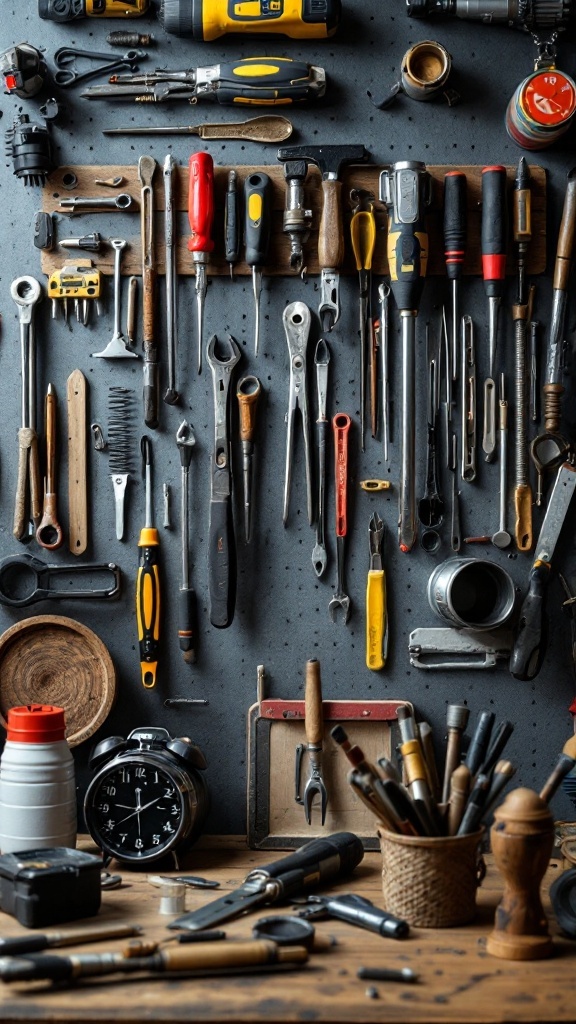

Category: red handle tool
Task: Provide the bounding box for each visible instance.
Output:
[188,152,215,374]
[333,413,351,538]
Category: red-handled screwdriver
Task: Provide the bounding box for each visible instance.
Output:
[481,165,508,462]
[443,170,467,383]
[188,152,215,374]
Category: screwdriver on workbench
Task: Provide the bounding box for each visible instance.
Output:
[237,375,262,544]
[188,152,215,374]
[350,189,376,453]
[443,170,467,382]
[137,436,161,689]
[244,171,272,356]
[481,165,508,463]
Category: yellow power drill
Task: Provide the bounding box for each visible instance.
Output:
[39,0,341,38]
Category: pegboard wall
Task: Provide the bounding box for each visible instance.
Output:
[1,1,576,837]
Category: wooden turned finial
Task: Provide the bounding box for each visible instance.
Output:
[486,787,554,961]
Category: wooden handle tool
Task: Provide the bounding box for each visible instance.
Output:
[67,369,87,556]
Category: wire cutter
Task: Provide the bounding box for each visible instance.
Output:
[366,512,388,670]
[283,301,313,527]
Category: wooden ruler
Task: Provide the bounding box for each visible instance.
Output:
[67,369,87,557]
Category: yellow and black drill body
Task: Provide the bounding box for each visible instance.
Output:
[380,161,431,314]
[39,0,341,38]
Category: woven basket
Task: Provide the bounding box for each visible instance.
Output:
[378,826,485,928]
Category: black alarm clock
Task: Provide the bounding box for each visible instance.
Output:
[84,728,209,866]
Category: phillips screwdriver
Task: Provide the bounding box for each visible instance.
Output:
[244,172,272,356]
[481,165,508,463]
[137,436,161,688]
[188,152,215,375]
[443,170,467,382]
[176,421,197,664]
[237,375,262,544]
[225,170,241,280]
[350,189,376,453]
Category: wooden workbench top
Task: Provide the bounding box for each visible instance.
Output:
[0,841,574,1024]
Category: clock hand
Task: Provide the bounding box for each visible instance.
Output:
[115,795,165,827]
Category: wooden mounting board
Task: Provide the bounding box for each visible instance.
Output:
[41,163,546,278]
[247,698,411,850]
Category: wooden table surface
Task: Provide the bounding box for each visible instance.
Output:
[0,841,574,1024]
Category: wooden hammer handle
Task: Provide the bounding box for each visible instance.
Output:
[318,179,345,270]
[305,658,323,746]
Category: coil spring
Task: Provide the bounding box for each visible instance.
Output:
[108,386,135,473]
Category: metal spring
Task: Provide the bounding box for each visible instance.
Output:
[108,386,135,473]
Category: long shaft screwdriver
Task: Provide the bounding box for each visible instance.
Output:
[481,165,507,462]
[544,167,576,433]
[176,421,197,664]
[188,152,215,375]
[512,160,533,551]
[244,171,272,356]
[350,190,376,452]
[138,155,158,429]
[237,375,262,544]
[443,170,467,383]
[137,436,161,687]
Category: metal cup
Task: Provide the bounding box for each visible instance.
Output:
[427,557,515,630]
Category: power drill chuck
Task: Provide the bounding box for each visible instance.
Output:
[406,0,573,29]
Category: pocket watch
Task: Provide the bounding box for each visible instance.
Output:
[84,727,209,865]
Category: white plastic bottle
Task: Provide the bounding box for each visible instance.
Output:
[0,704,76,853]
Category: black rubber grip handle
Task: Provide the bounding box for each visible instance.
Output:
[464,710,495,775]
[0,935,49,955]
[0,953,73,982]
[481,165,507,294]
[208,496,236,629]
[178,587,198,662]
[244,172,272,269]
[480,720,514,775]
[259,832,364,883]
[224,176,240,264]
[510,562,550,680]
[444,171,467,280]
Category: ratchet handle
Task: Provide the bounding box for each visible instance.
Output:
[510,561,550,681]
[481,166,507,294]
[305,658,323,746]
[553,168,576,291]
[333,413,351,538]
[208,496,236,629]
[244,172,272,268]
[444,170,467,280]
[187,152,215,255]
[137,527,161,688]
[178,586,198,664]
[366,569,386,671]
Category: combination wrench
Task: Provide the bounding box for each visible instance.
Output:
[11,276,42,543]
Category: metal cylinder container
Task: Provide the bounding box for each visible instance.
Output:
[427,557,515,630]
[401,41,452,101]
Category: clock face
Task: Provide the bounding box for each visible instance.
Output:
[86,760,186,861]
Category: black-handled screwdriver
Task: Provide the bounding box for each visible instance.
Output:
[225,169,241,280]
[481,165,508,462]
[443,170,467,382]
[176,421,198,663]
[244,171,272,356]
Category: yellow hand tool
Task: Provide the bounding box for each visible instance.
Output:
[137,436,161,688]
[350,189,376,453]
[47,261,102,325]
[366,512,387,671]
[39,0,341,38]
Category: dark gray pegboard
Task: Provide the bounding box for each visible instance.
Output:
[1,1,576,836]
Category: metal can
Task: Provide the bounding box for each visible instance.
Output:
[506,68,576,150]
[427,558,516,630]
[401,40,452,102]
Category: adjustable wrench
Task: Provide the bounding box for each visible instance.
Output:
[11,276,42,543]
[283,302,313,527]
[207,334,241,629]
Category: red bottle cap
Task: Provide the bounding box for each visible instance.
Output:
[523,71,576,126]
[6,705,66,743]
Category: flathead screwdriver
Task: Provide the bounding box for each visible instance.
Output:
[481,165,508,462]
[188,152,215,374]
[443,170,467,383]
[244,171,272,356]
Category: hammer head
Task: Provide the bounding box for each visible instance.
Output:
[277,144,369,180]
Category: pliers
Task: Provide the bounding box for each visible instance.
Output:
[366,512,388,670]
[283,301,313,527]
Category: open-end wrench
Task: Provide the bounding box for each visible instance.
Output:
[207,334,241,629]
[295,659,328,825]
[329,413,351,624]
[93,239,138,359]
[11,276,42,543]
[312,338,330,577]
[59,194,135,213]
[283,302,313,527]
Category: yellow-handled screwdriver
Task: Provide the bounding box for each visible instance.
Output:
[137,436,161,689]
[350,190,376,453]
[366,512,387,671]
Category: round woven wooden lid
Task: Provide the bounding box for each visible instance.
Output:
[0,615,116,747]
